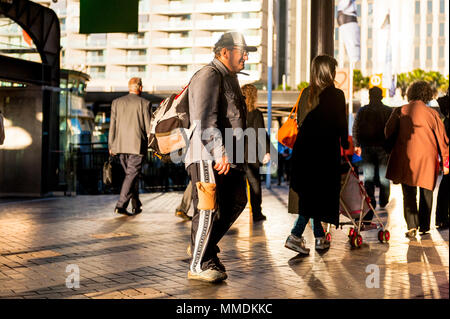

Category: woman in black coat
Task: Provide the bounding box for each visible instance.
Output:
[285,55,348,255]
[241,84,271,222]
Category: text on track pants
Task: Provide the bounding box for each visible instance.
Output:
[187,161,247,273]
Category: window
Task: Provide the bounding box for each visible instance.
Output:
[427,46,432,59]
[415,24,420,37]
[368,27,372,39]
[427,23,432,37]
[427,0,432,13]
[415,1,420,14]
[440,0,445,13]
[368,47,372,60]
[357,4,361,16]
[415,47,420,60]
[368,3,373,16]
[440,23,445,36]
[335,27,339,41]
[168,65,187,72]
[439,46,444,58]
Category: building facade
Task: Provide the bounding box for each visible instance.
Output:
[334,0,449,77]
[0,0,281,92]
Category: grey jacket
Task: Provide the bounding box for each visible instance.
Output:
[184,58,247,168]
[108,93,152,155]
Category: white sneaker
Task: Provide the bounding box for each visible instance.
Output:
[315,237,331,250]
[284,234,310,255]
[188,268,227,283]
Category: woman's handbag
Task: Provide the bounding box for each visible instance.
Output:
[277,89,304,149]
[103,156,114,185]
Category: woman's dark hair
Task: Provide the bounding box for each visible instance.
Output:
[406,81,434,103]
[309,55,337,109]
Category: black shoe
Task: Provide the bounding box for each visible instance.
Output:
[253,214,267,222]
[115,207,133,216]
[132,207,142,214]
[204,256,226,273]
[405,229,417,238]
[436,222,449,230]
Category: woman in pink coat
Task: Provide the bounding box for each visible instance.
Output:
[385,81,449,238]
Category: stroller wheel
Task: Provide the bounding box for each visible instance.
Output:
[352,234,363,248]
[348,228,355,238]
[378,230,384,242]
[325,232,332,242]
[383,230,390,242]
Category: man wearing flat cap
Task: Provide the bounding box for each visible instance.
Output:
[184,32,257,283]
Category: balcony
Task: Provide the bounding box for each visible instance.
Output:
[109,55,148,65]
[151,3,195,15]
[150,71,193,81]
[195,1,262,13]
[109,71,148,80]
[151,21,194,31]
[85,39,107,48]
[150,54,195,64]
[87,72,106,80]
[195,18,261,31]
[109,39,148,48]
[193,35,261,48]
[86,56,106,64]
[152,38,194,48]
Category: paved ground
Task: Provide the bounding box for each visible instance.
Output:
[0,180,448,299]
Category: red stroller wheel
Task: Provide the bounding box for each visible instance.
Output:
[348,228,355,238]
[383,230,390,242]
[378,230,384,242]
[352,234,362,247]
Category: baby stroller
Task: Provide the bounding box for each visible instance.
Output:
[324,156,390,248]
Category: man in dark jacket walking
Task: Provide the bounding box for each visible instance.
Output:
[184,32,255,283]
[109,77,152,216]
[353,87,392,213]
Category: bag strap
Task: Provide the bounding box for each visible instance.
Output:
[288,88,305,120]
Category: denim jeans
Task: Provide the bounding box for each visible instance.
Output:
[291,215,325,238]
[361,146,390,208]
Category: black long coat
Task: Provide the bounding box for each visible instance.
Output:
[289,85,348,227]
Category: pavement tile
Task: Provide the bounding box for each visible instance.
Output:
[0,182,448,299]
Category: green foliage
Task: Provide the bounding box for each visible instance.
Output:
[275,84,292,91]
[353,69,370,93]
[396,69,449,98]
[297,82,309,90]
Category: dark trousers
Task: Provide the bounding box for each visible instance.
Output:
[176,181,193,214]
[361,146,390,208]
[436,174,450,226]
[116,154,144,210]
[401,184,433,232]
[187,161,247,272]
[244,163,263,217]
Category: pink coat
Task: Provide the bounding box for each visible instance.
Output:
[385,100,449,191]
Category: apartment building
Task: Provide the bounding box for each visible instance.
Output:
[334,0,449,77]
[1,0,279,92]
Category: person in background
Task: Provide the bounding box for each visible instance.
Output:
[241,84,271,222]
[109,77,152,216]
[435,89,450,229]
[285,55,348,255]
[352,87,393,227]
[277,142,292,186]
[175,181,193,221]
[385,81,449,238]
[0,110,5,146]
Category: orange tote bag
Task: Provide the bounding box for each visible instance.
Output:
[277,89,304,149]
